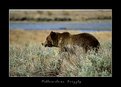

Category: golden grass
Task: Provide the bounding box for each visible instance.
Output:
[90,32,112,42]
[9,29,112,77]
[10,10,112,22]
[10,30,112,45]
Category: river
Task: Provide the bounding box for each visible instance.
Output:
[9,22,112,32]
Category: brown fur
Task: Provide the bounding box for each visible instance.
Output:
[43,31,100,53]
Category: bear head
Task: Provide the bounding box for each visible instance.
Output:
[43,31,59,47]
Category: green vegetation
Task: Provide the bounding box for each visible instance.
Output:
[9,41,112,77]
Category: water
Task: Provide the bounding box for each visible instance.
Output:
[9,22,112,32]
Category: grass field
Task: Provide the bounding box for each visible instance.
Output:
[9,30,112,77]
[9,10,112,22]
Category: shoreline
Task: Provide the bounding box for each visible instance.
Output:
[9,20,112,23]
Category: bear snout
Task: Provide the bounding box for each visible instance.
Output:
[45,44,48,47]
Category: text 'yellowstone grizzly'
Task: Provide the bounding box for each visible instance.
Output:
[43,31,100,53]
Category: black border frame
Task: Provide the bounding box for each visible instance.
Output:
[1,0,119,86]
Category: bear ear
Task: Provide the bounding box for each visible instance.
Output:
[50,31,57,39]
[51,31,53,33]
[50,31,55,35]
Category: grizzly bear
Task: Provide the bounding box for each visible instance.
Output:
[42,31,100,53]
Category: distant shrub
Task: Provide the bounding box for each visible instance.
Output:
[62,11,69,16]
[47,11,53,16]
[37,11,44,14]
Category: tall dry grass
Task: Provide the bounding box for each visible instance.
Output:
[9,30,112,77]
